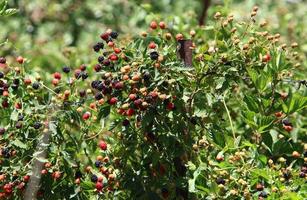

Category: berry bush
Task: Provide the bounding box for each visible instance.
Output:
[0,2,306,200]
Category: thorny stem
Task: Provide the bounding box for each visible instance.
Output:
[222,92,236,140]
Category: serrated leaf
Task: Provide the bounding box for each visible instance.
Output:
[12,139,27,149]
[3,8,18,16]
[243,95,259,112]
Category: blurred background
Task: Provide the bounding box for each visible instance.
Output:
[1,0,306,74]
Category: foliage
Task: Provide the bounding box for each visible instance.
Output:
[0,1,306,200]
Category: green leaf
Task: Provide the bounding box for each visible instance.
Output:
[12,139,27,149]
[3,8,18,16]
[97,105,110,121]
[272,139,293,156]
[243,95,259,112]
[10,110,18,121]
[286,93,307,114]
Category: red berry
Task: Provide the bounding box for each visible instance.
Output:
[99,140,107,151]
[2,100,9,108]
[24,78,32,85]
[23,175,30,182]
[283,125,293,132]
[82,112,91,120]
[109,97,118,105]
[95,181,103,191]
[126,108,135,116]
[150,91,158,98]
[53,72,61,80]
[16,56,24,64]
[129,94,137,100]
[98,176,104,182]
[109,54,118,61]
[176,33,184,41]
[15,102,22,109]
[114,81,124,90]
[166,102,175,110]
[75,178,81,185]
[100,32,109,41]
[150,21,158,29]
[159,21,166,29]
[17,182,25,190]
[108,41,114,47]
[41,169,48,174]
[114,47,121,54]
[274,112,282,118]
[52,79,59,86]
[148,42,156,49]
[80,64,87,71]
[52,171,61,180]
[262,53,271,62]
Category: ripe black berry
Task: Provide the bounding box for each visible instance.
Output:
[62,66,71,73]
[2,148,10,158]
[282,119,292,126]
[0,72,4,78]
[91,174,98,182]
[95,160,101,168]
[143,71,151,82]
[16,121,23,129]
[122,119,130,126]
[0,57,6,64]
[93,42,104,52]
[75,170,82,179]
[216,177,225,185]
[110,31,118,39]
[190,117,197,125]
[103,59,110,66]
[98,56,104,64]
[81,72,88,80]
[13,79,20,85]
[95,93,103,100]
[150,51,159,60]
[33,122,42,129]
[79,90,86,97]
[32,82,40,90]
[299,172,305,178]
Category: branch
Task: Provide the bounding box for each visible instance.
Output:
[199,0,211,26]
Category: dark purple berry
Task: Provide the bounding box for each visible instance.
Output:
[216,177,225,185]
[122,119,130,126]
[91,174,98,182]
[33,122,42,129]
[32,82,40,90]
[95,160,101,168]
[62,66,71,73]
[95,93,103,100]
[150,51,159,60]
[0,127,5,134]
[0,57,6,64]
[98,56,104,64]
[93,42,104,52]
[110,31,118,39]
